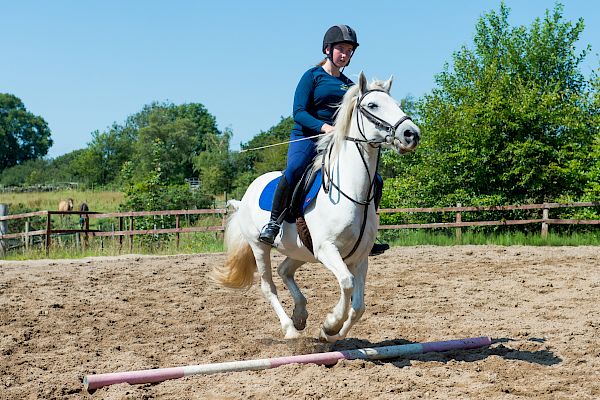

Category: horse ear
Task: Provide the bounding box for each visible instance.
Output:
[383,75,393,93]
[358,71,368,95]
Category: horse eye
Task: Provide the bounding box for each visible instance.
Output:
[367,102,378,109]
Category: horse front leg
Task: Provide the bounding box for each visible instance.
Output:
[251,244,300,339]
[277,257,308,331]
[333,257,368,340]
[315,242,354,342]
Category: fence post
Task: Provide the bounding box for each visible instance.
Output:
[541,206,549,239]
[129,216,134,252]
[176,214,180,250]
[455,203,462,242]
[119,217,124,252]
[25,220,30,250]
[46,212,52,257]
[83,215,89,251]
[0,204,8,256]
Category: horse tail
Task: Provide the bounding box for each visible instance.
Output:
[211,206,256,289]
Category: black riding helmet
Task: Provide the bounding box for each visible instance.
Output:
[322,25,359,67]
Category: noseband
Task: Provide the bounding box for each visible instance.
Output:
[347,89,412,147]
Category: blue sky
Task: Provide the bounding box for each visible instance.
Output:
[3,1,599,158]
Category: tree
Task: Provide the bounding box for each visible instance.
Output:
[193,129,233,194]
[129,102,222,184]
[225,116,293,197]
[383,2,598,208]
[71,125,135,186]
[0,94,52,171]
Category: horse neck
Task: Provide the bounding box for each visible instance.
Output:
[328,135,379,201]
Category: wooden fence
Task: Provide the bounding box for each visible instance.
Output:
[0,208,226,256]
[0,201,598,256]
[377,201,600,240]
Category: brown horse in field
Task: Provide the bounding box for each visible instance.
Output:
[58,198,74,227]
[58,198,74,212]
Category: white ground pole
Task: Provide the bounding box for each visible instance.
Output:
[84,336,492,390]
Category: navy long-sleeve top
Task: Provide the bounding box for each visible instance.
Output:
[291,66,354,139]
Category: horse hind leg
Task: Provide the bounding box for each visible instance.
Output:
[251,244,300,339]
[277,257,308,331]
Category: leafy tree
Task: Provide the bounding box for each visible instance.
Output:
[383,2,598,209]
[76,125,136,186]
[193,129,233,194]
[128,102,222,183]
[0,94,53,171]
[0,159,50,186]
[119,140,212,248]
[229,116,293,197]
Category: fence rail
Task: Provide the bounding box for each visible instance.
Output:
[0,201,598,256]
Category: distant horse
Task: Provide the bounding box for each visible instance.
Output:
[58,198,74,212]
[79,202,89,229]
[212,72,420,342]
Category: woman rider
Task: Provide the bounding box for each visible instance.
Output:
[259,25,389,256]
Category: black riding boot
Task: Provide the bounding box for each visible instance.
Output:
[259,176,290,245]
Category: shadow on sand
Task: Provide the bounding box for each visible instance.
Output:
[327,336,561,368]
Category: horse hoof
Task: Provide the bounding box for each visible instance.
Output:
[284,329,301,339]
[293,319,307,331]
[283,323,301,339]
[319,328,342,343]
[292,309,308,331]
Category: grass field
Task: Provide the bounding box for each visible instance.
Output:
[0,190,124,213]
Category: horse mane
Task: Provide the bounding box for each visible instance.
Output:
[312,78,390,173]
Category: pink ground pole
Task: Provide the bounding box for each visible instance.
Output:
[84,336,492,390]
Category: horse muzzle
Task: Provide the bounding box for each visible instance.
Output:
[395,124,420,154]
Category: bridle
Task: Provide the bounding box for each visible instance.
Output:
[347,88,413,148]
[320,88,413,260]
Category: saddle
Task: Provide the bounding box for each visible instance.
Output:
[258,167,383,253]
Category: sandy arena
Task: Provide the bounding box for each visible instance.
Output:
[1,245,599,399]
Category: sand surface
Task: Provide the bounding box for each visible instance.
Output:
[1,245,599,399]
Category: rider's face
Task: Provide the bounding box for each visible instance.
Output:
[327,43,354,66]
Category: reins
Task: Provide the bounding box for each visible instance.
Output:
[239,134,327,153]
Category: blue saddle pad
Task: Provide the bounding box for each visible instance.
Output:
[259,170,322,213]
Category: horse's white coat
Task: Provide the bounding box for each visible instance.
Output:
[215,73,420,342]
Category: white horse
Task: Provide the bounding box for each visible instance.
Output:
[213,72,420,342]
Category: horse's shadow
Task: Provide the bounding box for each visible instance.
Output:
[328,336,561,368]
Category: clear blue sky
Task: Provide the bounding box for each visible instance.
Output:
[3,1,599,158]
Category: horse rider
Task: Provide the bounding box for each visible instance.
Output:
[259,24,389,256]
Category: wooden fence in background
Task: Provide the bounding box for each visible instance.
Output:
[0,208,226,256]
[0,201,598,256]
[377,201,600,241]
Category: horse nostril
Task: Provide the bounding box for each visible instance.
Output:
[403,130,414,140]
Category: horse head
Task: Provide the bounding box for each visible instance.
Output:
[79,202,89,213]
[354,72,420,154]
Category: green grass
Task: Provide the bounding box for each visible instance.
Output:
[3,231,224,260]
[0,190,124,212]
[4,229,598,261]
[381,229,600,246]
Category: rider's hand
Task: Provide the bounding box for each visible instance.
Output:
[321,123,335,134]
